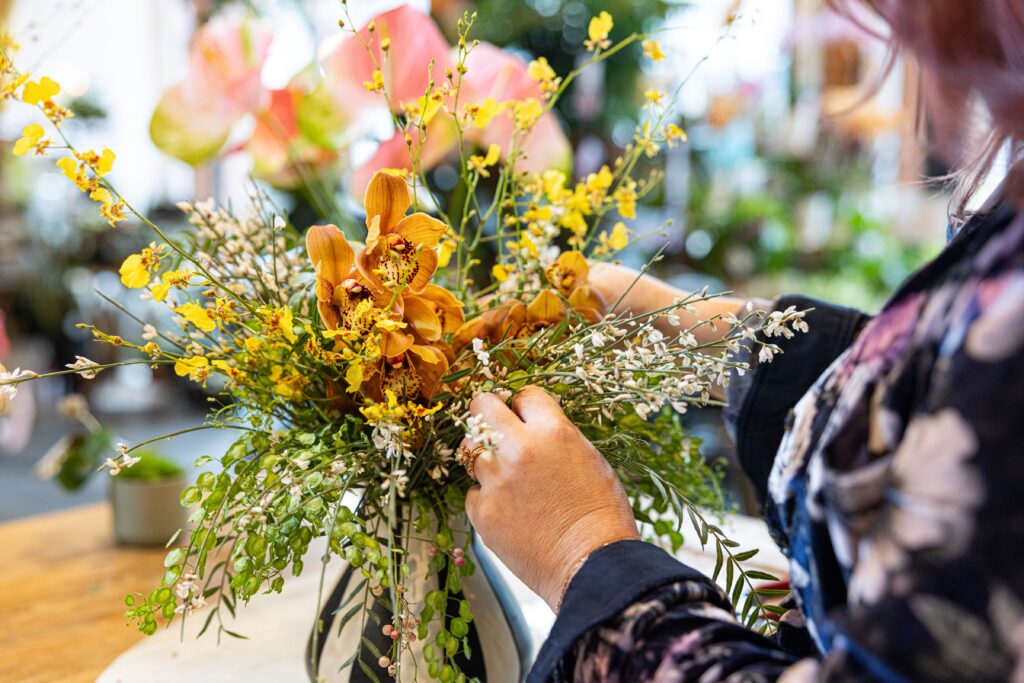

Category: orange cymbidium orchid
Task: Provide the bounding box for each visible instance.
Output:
[356,172,448,294]
[305,223,392,337]
[364,284,463,403]
[361,331,451,404]
[454,252,608,353]
[544,251,606,323]
[403,284,465,349]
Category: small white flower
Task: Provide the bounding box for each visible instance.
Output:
[142,324,158,341]
[66,356,102,379]
[758,345,775,363]
[273,215,286,231]
[471,338,490,365]
[0,364,35,415]
[573,342,585,359]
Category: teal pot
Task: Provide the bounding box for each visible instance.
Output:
[308,515,532,682]
[110,474,188,546]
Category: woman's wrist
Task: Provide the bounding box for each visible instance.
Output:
[553,540,620,613]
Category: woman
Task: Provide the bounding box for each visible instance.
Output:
[461,1,1024,681]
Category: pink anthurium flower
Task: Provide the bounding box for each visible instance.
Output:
[245,87,342,189]
[321,5,453,116]
[349,114,461,197]
[150,13,273,166]
[349,37,571,194]
[460,42,572,174]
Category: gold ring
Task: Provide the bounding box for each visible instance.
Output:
[455,444,485,481]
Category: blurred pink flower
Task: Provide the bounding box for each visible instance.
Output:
[349,37,571,195]
[150,14,273,166]
[0,311,9,359]
[321,5,453,116]
[245,87,342,189]
[460,42,571,173]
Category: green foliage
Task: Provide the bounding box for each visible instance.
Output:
[54,428,114,490]
[118,450,185,481]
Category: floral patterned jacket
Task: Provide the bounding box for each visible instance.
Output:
[528,199,1024,683]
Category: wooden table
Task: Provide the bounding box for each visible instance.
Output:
[0,503,168,683]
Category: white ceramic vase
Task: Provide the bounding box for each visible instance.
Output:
[308,518,531,682]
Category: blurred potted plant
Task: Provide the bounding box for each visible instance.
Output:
[37,394,187,545]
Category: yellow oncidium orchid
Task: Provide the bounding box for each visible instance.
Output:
[595,222,632,256]
[151,270,194,302]
[119,244,167,289]
[174,355,210,386]
[21,76,59,106]
[258,306,298,344]
[13,123,48,156]
[586,11,613,51]
[175,302,217,333]
[643,39,666,62]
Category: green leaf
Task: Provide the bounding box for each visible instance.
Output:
[744,570,781,582]
[196,608,218,638]
[446,569,462,593]
[180,486,201,506]
[360,636,383,660]
[450,618,468,638]
[335,602,364,637]
[441,367,475,383]
[164,548,184,568]
[730,574,744,607]
[356,658,382,683]
[458,600,473,623]
[712,543,724,582]
[164,528,183,548]
[732,548,759,562]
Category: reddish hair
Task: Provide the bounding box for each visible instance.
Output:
[832,0,1024,210]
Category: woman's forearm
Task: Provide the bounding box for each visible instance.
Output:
[589,263,746,345]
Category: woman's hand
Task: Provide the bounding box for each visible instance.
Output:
[462,386,640,611]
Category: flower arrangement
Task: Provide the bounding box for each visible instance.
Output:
[1,6,807,681]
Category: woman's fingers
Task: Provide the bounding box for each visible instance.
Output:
[461,387,562,486]
[509,385,564,424]
[470,391,522,429]
[458,435,501,486]
[465,484,483,524]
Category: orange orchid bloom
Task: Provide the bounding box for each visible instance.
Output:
[306,223,391,335]
[364,283,461,402]
[403,284,465,346]
[356,172,448,294]
[453,289,565,350]
[545,251,606,323]
[363,336,451,403]
[454,252,607,353]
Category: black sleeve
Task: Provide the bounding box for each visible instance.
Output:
[526,540,799,683]
[730,295,871,506]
